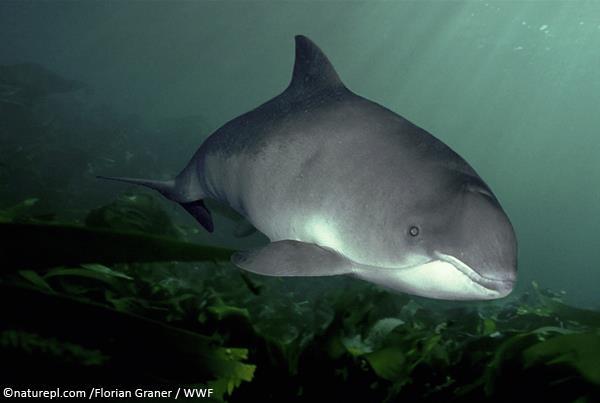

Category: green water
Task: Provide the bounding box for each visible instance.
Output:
[1,1,599,401]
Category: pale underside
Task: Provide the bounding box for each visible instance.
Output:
[236,212,510,301]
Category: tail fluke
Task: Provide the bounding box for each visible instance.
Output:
[180,200,214,232]
[97,175,214,232]
[97,176,176,198]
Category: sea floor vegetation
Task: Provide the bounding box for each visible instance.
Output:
[0,197,598,402]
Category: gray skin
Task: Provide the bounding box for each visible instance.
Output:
[101,35,517,301]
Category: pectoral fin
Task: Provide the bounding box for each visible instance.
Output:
[231,240,353,277]
[234,221,257,238]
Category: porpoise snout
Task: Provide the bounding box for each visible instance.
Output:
[432,190,517,299]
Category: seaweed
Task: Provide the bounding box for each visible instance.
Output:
[0,198,598,402]
[0,221,233,270]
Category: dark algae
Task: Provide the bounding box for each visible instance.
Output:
[0,199,599,401]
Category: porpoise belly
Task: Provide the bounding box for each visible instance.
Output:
[199,134,332,245]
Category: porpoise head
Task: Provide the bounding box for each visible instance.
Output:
[356,170,517,301]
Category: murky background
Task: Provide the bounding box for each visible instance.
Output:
[2,2,600,401]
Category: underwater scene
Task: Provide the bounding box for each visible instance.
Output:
[1,1,599,402]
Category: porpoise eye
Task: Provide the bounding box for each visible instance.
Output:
[409,226,420,237]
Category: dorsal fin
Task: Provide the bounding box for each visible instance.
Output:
[286,35,345,97]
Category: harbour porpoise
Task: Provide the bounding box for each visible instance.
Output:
[100,35,517,300]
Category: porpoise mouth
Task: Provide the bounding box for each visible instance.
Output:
[434,252,515,297]
[350,252,515,300]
